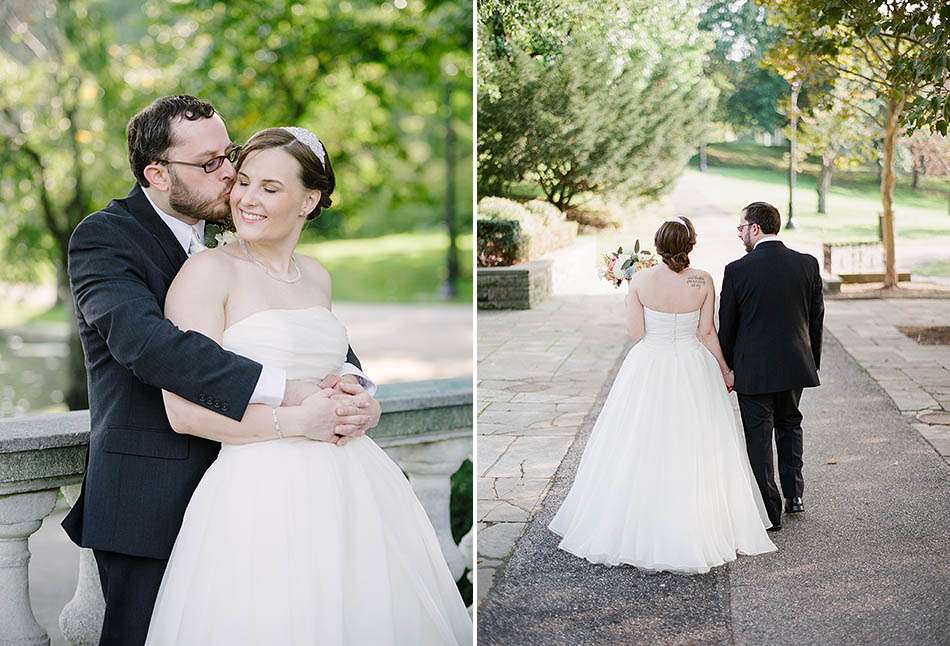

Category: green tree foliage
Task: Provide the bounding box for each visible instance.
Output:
[798,77,879,213]
[763,0,950,287]
[149,0,473,239]
[478,0,716,210]
[0,0,148,408]
[699,0,786,135]
[1,0,472,408]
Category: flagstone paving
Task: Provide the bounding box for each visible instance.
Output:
[477,294,950,609]
[476,293,629,602]
[824,298,950,467]
[478,332,950,645]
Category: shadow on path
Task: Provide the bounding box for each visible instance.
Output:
[478,333,950,645]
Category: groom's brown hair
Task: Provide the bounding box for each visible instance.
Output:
[742,202,781,234]
[127,95,217,187]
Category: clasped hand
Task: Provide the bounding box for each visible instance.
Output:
[723,369,735,393]
[287,375,381,446]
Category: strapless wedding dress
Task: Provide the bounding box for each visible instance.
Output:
[146,307,471,645]
[548,307,777,574]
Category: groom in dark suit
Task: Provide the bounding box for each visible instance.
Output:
[718,201,824,531]
[63,95,379,645]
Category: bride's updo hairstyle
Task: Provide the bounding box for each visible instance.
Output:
[235,127,334,220]
[654,216,697,273]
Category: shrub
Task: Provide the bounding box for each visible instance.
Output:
[565,205,623,232]
[477,218,524,267]
[477,196,578,266]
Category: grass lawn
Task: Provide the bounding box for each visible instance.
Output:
[297,231,472,304]
[913,260,950,277]
[1,231,472,328]
[689,143,950,245]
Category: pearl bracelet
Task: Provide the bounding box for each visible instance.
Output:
[272,407,284,439]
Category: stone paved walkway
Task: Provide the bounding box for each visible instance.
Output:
[478,331,950,645]
[476,294,628,601]
[824,299,950,467]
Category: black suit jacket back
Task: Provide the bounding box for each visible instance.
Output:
[717,241,824,395]
[62,185,360,559]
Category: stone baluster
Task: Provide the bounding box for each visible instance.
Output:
[58,484,104,646]
[0,489,58,646]
[384,436,472,581]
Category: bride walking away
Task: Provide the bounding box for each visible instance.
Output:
[549,216,776,574]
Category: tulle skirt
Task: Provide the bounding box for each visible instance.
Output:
[548,338,777,574]
[146,436,472,645]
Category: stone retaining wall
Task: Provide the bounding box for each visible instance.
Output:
[477,260,552,310]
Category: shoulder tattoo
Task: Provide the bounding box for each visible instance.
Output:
[686,275,706,289]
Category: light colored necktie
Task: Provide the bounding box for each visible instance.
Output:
[187,225,207,256]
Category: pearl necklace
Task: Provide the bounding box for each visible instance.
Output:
[238,238,302,284]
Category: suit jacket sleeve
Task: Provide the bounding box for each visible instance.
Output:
[345,346,361,370]
[808,256,824,370]
[68,217,262,421]
[718,263,739,369]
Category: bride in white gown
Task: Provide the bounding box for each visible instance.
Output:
[549,216,776,574]
[145,127,471,644]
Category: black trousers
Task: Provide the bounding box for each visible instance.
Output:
[93,549,168,646]
[736,389,805,526]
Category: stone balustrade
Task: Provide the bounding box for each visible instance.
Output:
[0,377,473,646]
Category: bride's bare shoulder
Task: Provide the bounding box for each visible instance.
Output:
[632,264,658,283]
[174,246,237,285]
[295,252,332,291]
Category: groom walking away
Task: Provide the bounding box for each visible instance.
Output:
[63,95,380,645]
[718,201,824,531]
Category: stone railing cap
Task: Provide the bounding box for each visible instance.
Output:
[0,377,472,454]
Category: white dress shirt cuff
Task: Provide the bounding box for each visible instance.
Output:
[340,363,377,396]
[249,366,287,408]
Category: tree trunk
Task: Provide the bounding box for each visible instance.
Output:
[698,144,707,172]
[911,165,919,189]
[817,155,833,215]
[442,83,459,299]
[786,82,800,229]
[880,98,901,289]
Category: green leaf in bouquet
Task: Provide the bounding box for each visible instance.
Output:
[616,246,623,255]
[634,240,640,254]
[621,258,633,271]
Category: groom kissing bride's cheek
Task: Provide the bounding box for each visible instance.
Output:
[63,95,471,645]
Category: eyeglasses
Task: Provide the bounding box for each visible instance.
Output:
[737,223,755,233]
[156,144,241,174]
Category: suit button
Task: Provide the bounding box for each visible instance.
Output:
[221,403,230,412]
[198,394,207,402]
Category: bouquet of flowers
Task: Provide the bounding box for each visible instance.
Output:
[600,240,657,287]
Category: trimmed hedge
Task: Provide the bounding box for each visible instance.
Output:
[476,197,578,267]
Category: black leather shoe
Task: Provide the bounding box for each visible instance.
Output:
[767,524,782,532]
[785,497,804,513]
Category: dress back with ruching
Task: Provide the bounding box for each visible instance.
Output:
[548,306,777,574]
[639,307,702,348]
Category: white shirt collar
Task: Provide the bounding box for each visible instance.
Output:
[141,187,205,253]
[754,234,780,249]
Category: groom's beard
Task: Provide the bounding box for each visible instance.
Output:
[168,171,231,224]
[743,231,754,253]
